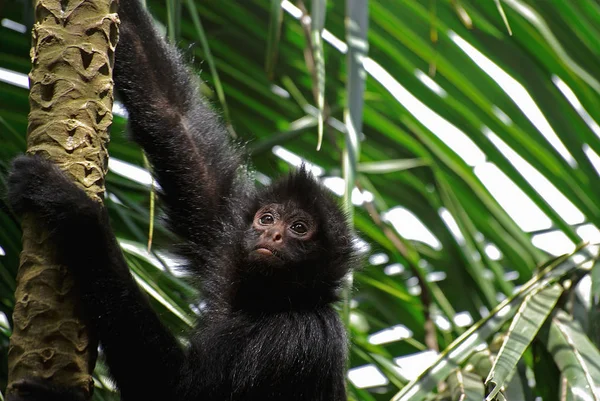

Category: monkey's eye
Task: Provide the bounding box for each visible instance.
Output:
[259,214,275,225]
[290,222,308,235]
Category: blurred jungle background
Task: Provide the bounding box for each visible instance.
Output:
[1,0,600,400]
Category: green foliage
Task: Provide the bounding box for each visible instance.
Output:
[1,0,600,400]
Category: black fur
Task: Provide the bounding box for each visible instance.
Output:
[6,0,358,400]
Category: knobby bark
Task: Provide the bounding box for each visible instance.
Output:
[6,0,119,398]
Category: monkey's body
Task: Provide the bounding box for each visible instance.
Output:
[7,0,356,400]
[184,307,347,400]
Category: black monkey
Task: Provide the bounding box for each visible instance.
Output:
[7,0,357,400]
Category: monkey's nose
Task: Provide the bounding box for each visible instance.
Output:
[271,231,283,243]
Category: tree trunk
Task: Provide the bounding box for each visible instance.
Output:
[6,0,119,398]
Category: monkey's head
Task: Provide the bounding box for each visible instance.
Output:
[242,167,357,295]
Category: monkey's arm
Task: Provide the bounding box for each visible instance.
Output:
[114,0,244,246]
[8,156,187,400]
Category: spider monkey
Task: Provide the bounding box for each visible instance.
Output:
[7,0,358,400]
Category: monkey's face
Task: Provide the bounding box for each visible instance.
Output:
[245,203,319,268]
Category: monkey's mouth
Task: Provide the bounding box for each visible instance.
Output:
[255,247,273,255]
[252,245,281,259]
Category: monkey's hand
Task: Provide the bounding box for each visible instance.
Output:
[8,155,102,230]
[7,378,87,401]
